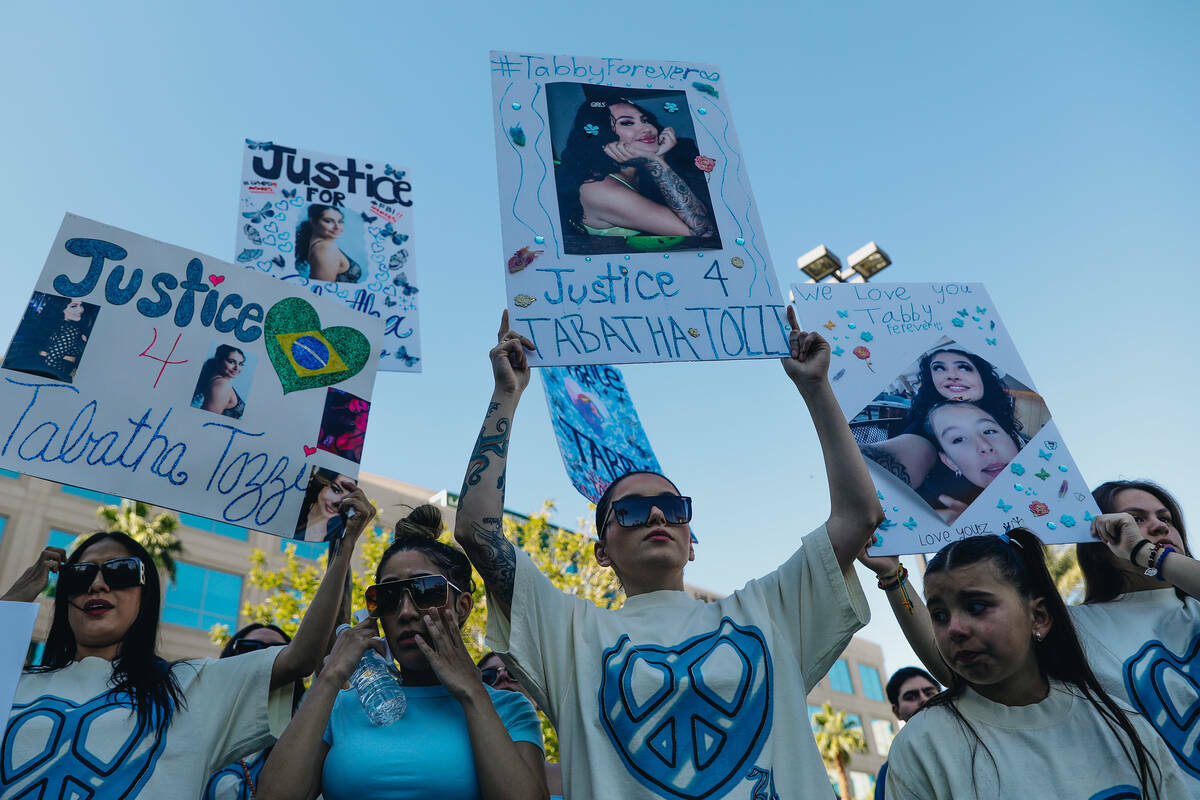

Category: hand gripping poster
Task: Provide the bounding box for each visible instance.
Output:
[237,139,421,372]
[0,215,384,541]
[790,282,1100,556]
[490,51,786,366]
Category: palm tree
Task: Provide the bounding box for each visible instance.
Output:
[96,499,184,583]
[813,701,867,800]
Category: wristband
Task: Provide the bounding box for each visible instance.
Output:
[878,566,913,615]
[1155,546,1176,581]
[1144,542,1164,578]
[1129,538,1153,567]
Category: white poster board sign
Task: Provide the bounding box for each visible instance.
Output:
[0,602,38,728]
[0,215,383,541]
[790,282,1099,555]
[491,50,786,366]
[237,140,421,372]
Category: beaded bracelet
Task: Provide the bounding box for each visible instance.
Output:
[1129,538,1154,567]
[878,566,914,615]
[1155,546,1177,581]
[1144,542,1164,578]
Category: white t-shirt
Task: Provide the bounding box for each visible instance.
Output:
[2,647,291,800]
[1071,589,1200,796]
[486,524,869,800]
[885,681,1189,800]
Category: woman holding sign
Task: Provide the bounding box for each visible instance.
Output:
[0,488,375,799]
[451,309,883,799]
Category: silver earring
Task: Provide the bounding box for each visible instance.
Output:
[1034,631,1043,641]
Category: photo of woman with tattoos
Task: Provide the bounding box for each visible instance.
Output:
[855,340,1050,521]
[550,84,722,255]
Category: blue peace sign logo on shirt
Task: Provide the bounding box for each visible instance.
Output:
[1088,786,1141,800]
[1,691,169,798]
[1123,633,1200,779]
[598,618,773,799]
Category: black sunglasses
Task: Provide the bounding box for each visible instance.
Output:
[480,665,513,687]
[60,556,146,596]
[230,638,287,656]
[601,494,693,533]
[364,575,463,615]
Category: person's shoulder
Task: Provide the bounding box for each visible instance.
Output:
[580,175,634,199]
[485,684,536,717]
[891,703,957,750]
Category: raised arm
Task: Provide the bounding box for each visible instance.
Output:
[453,311,535,620]
[780,306,885,570]
[270,489,376,689]
[1094,512,1200,600]
[857,549,952,686]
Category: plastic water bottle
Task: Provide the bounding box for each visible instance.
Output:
[338,609,406,725]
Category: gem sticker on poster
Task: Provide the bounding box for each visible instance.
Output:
[789,282,1099,555]
[0,214,384,541]
[491,51,786,366]
[237,140,421,372]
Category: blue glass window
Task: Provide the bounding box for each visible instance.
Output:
[60,485,121,505]
[0,468,19,479]
[0,516,7,546]
[807,705,823,733]
[179,512,248,541]
[858,664,885,702]
[830,658,855,694]
[44,529,81,592]
[280,538,328,561]
[846,712,863,731]
[162,562,242,630]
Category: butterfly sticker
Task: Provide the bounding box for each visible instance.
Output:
[242,202,275,224]
[282,188,297,199]
[377,223,409,246]
[245,138,274,151]
[393,346,419,367]
[384,296,397,307]
[361,212,378,223]
[237,248,263,263]
[270,255,285,269]
[243,224,262,245]
[392,274,418,296]
[985,337,997,346]
[384,164,406,180]
[388,250,408,270]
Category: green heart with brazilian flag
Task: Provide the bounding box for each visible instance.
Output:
[264,297,371,394]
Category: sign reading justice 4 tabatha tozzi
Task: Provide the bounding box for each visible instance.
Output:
[491,50,787,366]
[0,215,383,540]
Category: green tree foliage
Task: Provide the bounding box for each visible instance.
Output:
[95,499,184,583]
[1045,543,1084,604]
[813,701,867,800]
[210,501,624,764]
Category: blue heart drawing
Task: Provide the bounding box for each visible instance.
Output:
[598,619,772,799]
[1124,634,1200,778]
[276,212,287,222]
[255,260,274,272]
[274,200,289,211]
[278,231,290,241]
[278,242,293,253]
[263,234,278,247]
[370,241,384,254]
[264,220,279,233]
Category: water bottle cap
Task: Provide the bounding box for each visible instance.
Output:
[336,623,351,635]
[352,608,371,625]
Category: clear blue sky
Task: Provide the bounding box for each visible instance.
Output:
[3,1,1197,676]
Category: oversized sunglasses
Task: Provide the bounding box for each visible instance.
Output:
[230,638,287,656]
[60,556,146,596]
[602,494,693,532]
[364,575,463,615]
[480,665,513,687]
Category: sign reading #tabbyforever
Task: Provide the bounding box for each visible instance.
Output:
[237,139,421,372]
[0,215,383,540]
[790,282,1100,556]
[542,364,661,503]
[490,51,786,366]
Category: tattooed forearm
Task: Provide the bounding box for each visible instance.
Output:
[460,418,511,501]
[461,516,515,607]
[861,445,911,486]
[644,159,715,237]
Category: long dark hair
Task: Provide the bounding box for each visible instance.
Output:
[555,92,702,233]
[904,347,1020,439]
[1079,480,1190,604]
[924,528,1160,796]
[295,204,342,263]
[29,531,186,730]
[376,504,475,595]
[197,344,245,388]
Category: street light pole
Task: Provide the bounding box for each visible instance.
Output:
[797,242,892,283]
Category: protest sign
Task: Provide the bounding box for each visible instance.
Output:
[491,51,785,366]
[0,215,383,541]
[0,602,38,728]
[237,140,421,372]
[542,364,662,502]
[790,282,1099,555]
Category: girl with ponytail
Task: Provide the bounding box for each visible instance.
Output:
[880,529,1185,799]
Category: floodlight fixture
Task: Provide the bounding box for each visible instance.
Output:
[847,242,891,280]
[797,245,842,282]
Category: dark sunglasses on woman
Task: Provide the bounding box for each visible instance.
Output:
[364,574,463,615]
[602,494,693,531]
[60,556,146,596]
[479,666,514,687]
[229,638,288,656]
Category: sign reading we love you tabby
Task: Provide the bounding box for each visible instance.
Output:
[0,215,383,540]
[237,139,421,372]
[491,50,786,366]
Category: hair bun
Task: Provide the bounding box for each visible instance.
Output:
[394,504,443,541]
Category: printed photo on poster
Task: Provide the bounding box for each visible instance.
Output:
[854,339,1050,524]
[546,83,721,256]
[294,467,360,542]
[317,387,370,463]
[2,293,100,384]
[294,204,367,284]
[189,343,258,420]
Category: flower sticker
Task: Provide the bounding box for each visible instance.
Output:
[584,123,599,136]
[853,346,870,360]
[694,155,716,173]
[1029,501,1050,517]
[663,102,679,113]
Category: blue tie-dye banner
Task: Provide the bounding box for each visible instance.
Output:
[541,365,661,504]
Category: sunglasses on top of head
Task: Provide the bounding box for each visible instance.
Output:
[60,557,146,596]
[229,637,288,656]
[364,574,464,616]
[601,494,693,534]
